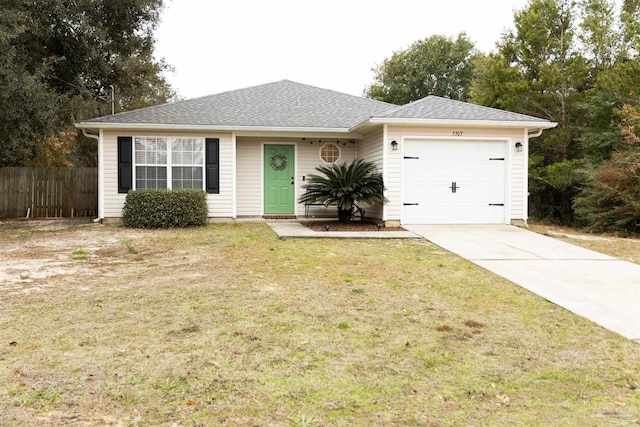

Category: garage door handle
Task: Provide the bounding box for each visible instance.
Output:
[404,203,419,206]
[404,156,419,159]
[490,157,505,161]
[489,203,504,206]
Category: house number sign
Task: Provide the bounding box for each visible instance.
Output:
[452,131,463,136]
[270,153,287,171]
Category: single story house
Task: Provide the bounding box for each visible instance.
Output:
[76,80,556,225]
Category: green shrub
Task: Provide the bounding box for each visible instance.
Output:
[298,159,387,223]
[122,190,208,228]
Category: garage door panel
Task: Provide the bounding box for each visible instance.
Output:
[402,140,506,224]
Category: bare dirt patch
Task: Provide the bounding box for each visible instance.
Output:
[0,220,148,294]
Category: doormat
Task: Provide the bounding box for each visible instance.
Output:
[262,215,298,220]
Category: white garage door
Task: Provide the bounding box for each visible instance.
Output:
[402,139,507,224]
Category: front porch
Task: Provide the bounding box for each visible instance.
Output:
[235,135,362,219]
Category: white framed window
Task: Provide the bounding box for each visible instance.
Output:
[135,137,167,190]
[320,143,340,163]
[172,138,204,189]
[134,137,204,190]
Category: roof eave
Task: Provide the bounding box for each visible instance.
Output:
[351,117,558,132]
[75,122,358,135]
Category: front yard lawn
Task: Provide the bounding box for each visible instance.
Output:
[0,222,638,426]
[527,222,640,264]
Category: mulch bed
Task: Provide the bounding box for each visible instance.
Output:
[302,220,406,232]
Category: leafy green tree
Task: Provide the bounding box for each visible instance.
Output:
[580,58,640,163]
[0,8,65,166]
[573,0,640,231]
[471,0,640,216]
[578,0,640,164]
[0,0,175,167]
[477,0,589,134]
[472,0,590,223]
[365,33,477,104]
[578,0,617,72]
[621,0,640,56]
[299,159,386,223]
[574,105,640,235]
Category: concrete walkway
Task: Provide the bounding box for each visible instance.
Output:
[405,224,640,342]
[267,221,419,239]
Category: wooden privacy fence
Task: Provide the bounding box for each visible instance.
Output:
[0,168,97,219]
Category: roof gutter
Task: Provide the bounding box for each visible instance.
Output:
[81,128,100,141]
[351,117,558,132]
[528,127,548,138]
[75,122,355,134]
[76,118,558,136]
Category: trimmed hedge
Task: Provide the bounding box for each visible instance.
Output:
[122,189,208,228]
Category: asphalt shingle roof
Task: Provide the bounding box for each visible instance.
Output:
[82,80,551,129]
[86,80,397,129]
[375,96,549,123]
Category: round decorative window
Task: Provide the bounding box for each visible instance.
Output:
[320,143,340,163]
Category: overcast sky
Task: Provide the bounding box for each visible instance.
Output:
[154,0,531,100]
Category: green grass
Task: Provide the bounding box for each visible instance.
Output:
[71,247,88,260]
[528,222,640,264]
[0,222,638,426]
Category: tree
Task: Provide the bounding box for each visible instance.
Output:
[467,0,640,231]
[298,159,386,223]
[578,0,617,72]
[365,33,477,104]
[579,0,640,164]
[0,7,65,166]
[482,0,588,129]
[0,0,175,167]
[580,58,640,163]
[472,0,591,223]
[621,0,640,57]
[574,105,640,235]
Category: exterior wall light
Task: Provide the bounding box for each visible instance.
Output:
[515,142,523,152]
[391,140,398,151]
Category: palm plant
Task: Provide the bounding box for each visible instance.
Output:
[299,159,387,223]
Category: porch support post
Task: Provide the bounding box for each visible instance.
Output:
[98,129,104,219]
[523,127,529,224]
[382,123,388,222]
[232,132,237,219]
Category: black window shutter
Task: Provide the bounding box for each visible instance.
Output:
[205,138,220,194]
[117,136,133,193]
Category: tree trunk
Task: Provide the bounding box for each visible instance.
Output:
[337,208,352,223]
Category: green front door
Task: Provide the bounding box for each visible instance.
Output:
[264,144,295,215]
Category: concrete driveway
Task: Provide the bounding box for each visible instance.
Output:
[404,224,640,342]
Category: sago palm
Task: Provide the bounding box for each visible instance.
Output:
[299,159,387,223]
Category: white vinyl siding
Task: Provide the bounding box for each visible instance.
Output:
[236,139,262,216]
[297,140,356,218]
[103,131,124,218]
[102,130,233,218]
[99,124,529,223]
[356,128,384,220]
[511,129,528,221]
